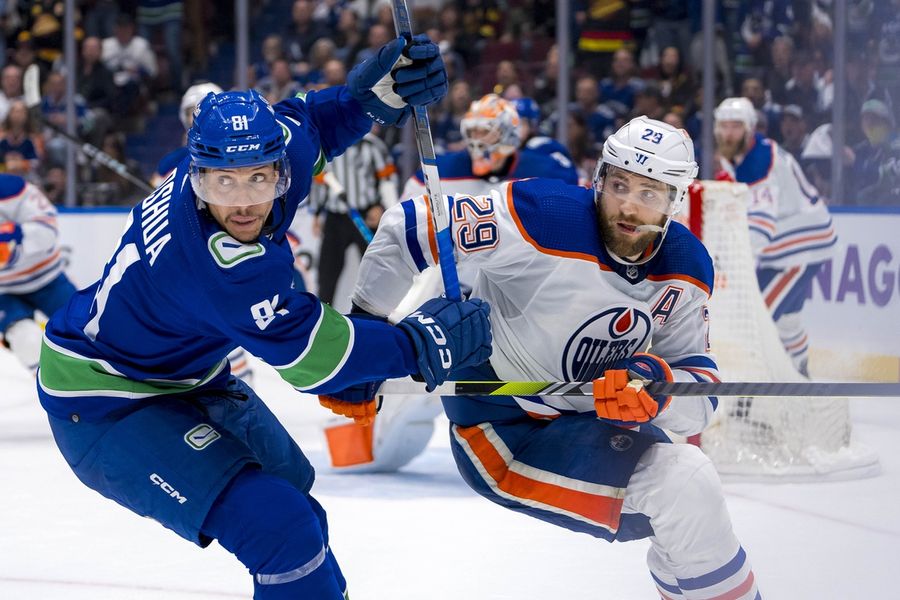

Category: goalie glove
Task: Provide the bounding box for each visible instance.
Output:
[593,353,674,427]
[397,297,492,392]
[319,380,383,426]
[347,35,448,127]
[0,221,23,269]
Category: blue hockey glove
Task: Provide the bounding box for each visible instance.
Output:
[0,221,22,269]
[347,34,448,127]
[594,353,674,427]
[319,380,383,425]
[398,297,492,392]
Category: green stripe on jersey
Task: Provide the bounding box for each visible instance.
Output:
[275,303,352,389]
[38,338,226,398]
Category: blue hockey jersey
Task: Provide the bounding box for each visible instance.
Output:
[37,87,419,421]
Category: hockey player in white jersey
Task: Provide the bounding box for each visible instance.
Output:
[714,97,836,375]
[0,174,76,371]
[322,94,578,472]
[334,116,762,599]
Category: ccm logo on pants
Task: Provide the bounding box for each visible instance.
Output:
[150,473,188,504]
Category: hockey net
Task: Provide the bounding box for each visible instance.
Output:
[686,181,879,481]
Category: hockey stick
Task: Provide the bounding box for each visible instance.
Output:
[321,170,374,243]
[391,0,461,301]
[23,64,155,194]
[379,379,900,398]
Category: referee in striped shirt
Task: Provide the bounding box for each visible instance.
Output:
[310,130,399,305]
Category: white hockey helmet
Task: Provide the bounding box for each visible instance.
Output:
[593,115,698,216]
[180,82,224,130]
[461,94,521,175]
[714,96,758,132]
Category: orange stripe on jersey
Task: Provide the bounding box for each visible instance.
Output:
[762,227,835,253]
[505,184,600,266]
[455,424,624,530]
[0,249,60,282]
[376,164,397,179]
[647,273,711,296]
[763,266,800,307]
[313,173,326,185]
[419,195,439,264]
[681,367,721,382]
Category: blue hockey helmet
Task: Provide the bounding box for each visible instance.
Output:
[514,97,541,124]
[188,89,291,206]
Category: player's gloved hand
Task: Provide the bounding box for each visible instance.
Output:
[593,353,674,426]
[347,35,447,127]
[397,297,492,392]
[318,380,383,426]
[0,221,23,269]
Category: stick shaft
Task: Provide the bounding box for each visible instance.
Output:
[379,380,900,398]
[391,0,461,301]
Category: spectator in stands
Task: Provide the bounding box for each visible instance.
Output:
[783,50,823,127]
[284,0,329,63]
[41,72,91,168]
[631,84,666,122]
[434,79,473,153]
[137,0,185,92]
[654,46,695,114]
[800,123,838,203]
[77,37,116,113]
[492,60,521,97]
[741,76,782,140]
[333,8,365,67]
[318,58,347,89]
[101,14,157,123]
[531,43,559,117]
[663,111,685,130]
[249,34,285,88]
[599,48,644,118]
[0,64,24,124]
[765,36,794,105]
[850,99,900,206]
[780,104,810,161]
[0,100,42,181]
[353,23,392,68]
[82,0,120,39]
[295,38,336,88]
[256,58,303,105]
[575,0,634,74]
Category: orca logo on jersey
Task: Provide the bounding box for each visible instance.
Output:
[561,306,653,381]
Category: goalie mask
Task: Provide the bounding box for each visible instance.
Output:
[593,116,698,265]
[187,89,291,207]
[461,94,521,176]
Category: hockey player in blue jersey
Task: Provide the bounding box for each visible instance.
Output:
[0,174,76,372]
[36,36,492,600]
[349,117,762,599]
[513,96,576,169]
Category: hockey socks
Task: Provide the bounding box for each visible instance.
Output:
[203,469,347,599]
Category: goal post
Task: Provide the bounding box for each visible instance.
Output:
[686,180,880,481]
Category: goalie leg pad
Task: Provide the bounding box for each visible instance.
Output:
[324,394,442,473]
[203,469,347,599]
[5,318,43,372]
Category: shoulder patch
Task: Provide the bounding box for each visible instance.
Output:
[208,232,265,268]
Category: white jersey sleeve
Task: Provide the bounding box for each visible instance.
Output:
[0,181,64,294]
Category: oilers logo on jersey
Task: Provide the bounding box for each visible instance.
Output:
[562,305,652,381]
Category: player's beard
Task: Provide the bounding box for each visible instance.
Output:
[598,209,665,259]
[716,134,747,161]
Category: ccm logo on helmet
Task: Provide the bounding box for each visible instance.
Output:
[226,143,261,153]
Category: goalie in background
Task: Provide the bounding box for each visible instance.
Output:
[0,173,76,372]
[321,94,578,473]
[329,116,762,599]
[713,97,836,376]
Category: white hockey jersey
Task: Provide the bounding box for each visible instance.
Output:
[721,132,836,269]
[0,176,63,294]
[353,178,720,436]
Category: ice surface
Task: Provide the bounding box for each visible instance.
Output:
[2,351,897,599]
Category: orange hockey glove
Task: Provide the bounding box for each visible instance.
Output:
[318,380,382,426]
[593,353,674,426]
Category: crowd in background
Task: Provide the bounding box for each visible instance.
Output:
[0,0,896,206]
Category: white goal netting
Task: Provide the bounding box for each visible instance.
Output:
[688,181,879,481]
